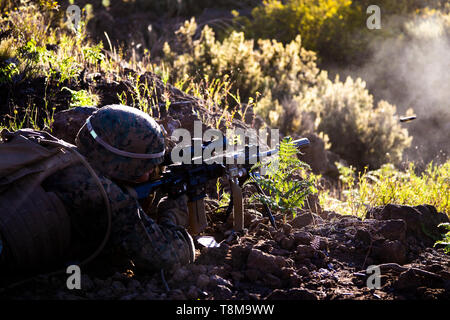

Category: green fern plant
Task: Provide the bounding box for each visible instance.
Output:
[247,137,317,218]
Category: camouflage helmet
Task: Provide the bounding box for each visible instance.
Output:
[76,105,165,182]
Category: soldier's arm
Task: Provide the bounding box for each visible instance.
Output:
[108,183,195,272]
[156,194,190,228]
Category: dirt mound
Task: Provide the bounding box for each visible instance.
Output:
[2,203,448,300]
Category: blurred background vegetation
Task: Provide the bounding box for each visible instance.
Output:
[0,0,448,214]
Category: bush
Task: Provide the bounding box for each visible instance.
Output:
[233,0,365,64]
[326,161,450,217]
[233,0,440,65]
[161,18,319,123]
[313,75,412,169]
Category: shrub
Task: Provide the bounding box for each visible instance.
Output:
[313,75,412,169]
[0,1,107,85]
[233,0,439,64]
[62,87,99,108]
[233,0,365,64]
[162,18,319,100]
[326,161,450,217]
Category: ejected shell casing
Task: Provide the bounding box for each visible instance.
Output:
[399,116,417,122]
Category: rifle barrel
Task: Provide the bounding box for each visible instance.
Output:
[260,138,310,157]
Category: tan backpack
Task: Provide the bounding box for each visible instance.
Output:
[0,129,111,272]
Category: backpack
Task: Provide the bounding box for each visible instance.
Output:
[0,129,111,271]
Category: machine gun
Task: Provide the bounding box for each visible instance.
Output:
[133,137,310,234]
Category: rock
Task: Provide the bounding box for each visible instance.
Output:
[245,269,260,282]
[377,219,407,241]
[186,286,199,300]
[295,245,316,260]
[171,266,190,283]
[280,236,295,250]
[355,229,372,245]
[140,291,158,300]
[272,231,286,243]
[244,210,255,226]
[279,267,295,280]
[210,275,232,288]
[372,240,407,264]
[291,213,313,229]
[169,289,186,300]
[395,269,424,290]
[288,273,302,287]
[111,281,126,293]
[297,266,311,277]
[282,223,292,235]
[96,287,113,298]
[119,293,139,300]
[231,271,244,282]
[80,274,94,291]
[127,279,141,291]
[366,204,449,246]
[51,107,97,143]
[197,246,229,265]
[190,264,207,275]
[215,285,233,299]
[266,288,318,300]
[246,249,287,275]
[313,236,328,250]
[145,282,157,293]
[292,231,313,245]
[426,264,444,274]
[196,274,210,289]
[230,245,251,269]
[327,212,344,220]
[263,274,282,288]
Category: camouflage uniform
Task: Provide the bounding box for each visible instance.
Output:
[40,105,195,272]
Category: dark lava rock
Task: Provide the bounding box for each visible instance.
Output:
[355,229,372,244]
[394,269,444,291]
[51,106,97,143]
[291,213,314,229]
[372,240,407,264]
[376,219,407,241]
[366,204,449,246]
[246,249,287,275]
[214,285,233,299]
[230,245,251,269]
[292,231,314,245]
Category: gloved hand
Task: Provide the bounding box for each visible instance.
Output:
[156,194,189,228]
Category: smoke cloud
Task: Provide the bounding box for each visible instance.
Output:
[337,12,450,167]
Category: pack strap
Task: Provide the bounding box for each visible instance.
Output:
[42,139,112,267]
